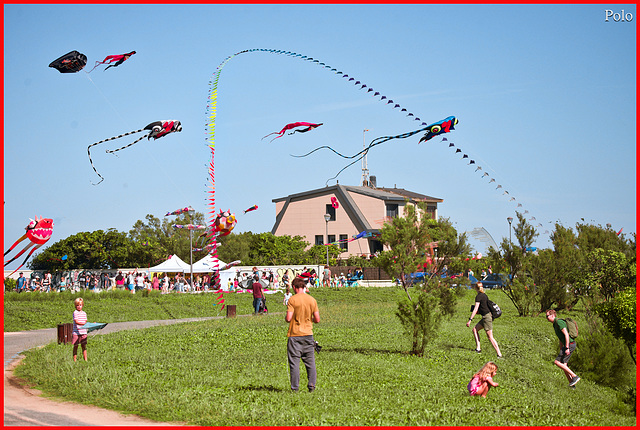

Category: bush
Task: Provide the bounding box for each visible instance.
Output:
[571,319,636,392]
[4,278,17,292]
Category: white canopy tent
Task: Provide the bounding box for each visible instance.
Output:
[148,254,191,273]
[191,254,227,273]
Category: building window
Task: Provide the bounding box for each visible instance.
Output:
[370,239,384,254]
[386,203,399,218]
[315,235,324,245]
[426,204,436,219]
[339,234,348,251]
[325,204,336,221]
[328,235,335,244]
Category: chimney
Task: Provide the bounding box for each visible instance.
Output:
[370,175,377,188]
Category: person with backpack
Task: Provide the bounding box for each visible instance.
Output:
[545,309,580,387]
[466,282,503,359]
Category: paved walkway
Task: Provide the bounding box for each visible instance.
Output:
[4,315,243,426]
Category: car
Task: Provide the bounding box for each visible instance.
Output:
[470,273,508,289]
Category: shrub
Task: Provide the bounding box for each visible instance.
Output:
[4,277,17,292]
[571,318,636,392]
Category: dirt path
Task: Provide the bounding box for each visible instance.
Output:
[4,357,183,426]
[4,316,231,426]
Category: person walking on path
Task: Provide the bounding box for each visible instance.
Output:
[466,282,503,358]
[72,298,88,362]
[285,277,320,392]
[546,309,581,387]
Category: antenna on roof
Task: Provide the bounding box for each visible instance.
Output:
[362,129,369,187]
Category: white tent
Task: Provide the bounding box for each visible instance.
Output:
[148,254,191,273]
[191,254,227,273]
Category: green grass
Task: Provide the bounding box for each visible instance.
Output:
[3,289,252,332]
[10,287,637,426]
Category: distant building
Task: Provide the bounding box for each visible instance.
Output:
[271,183,443,258]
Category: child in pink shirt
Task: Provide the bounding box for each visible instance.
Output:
[468,361,499,397]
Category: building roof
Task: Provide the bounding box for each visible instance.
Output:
[272,184,442,203]
[271,184,442,234]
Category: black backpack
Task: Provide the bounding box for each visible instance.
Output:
[488,300,502,319]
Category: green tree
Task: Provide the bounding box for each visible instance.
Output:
[575,249,635,302]
[216,231,253,264]
[29,229,137,270]
[375,203,470,355]
[593,287,637,364]
[128,212,208,264]
[247,233,309,265]
[486,212,538,316]
[303,244,342,266]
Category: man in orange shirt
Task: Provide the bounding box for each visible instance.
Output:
[285,277,321,392]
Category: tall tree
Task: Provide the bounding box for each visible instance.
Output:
[375,203,470,355]
[128,212,208,264]
[29,229,136,270]
[486,212,538,316]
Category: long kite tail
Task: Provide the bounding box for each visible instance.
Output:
[87,55,120,73]
[4,234,27,257]
[105,133,149,154]
[291,145,356,159]
[86,127,146,185]
[4,242,35,266]
[206,48,431,264]
[322,126,431,185]
[294,124,428,161]
[6,244,42,278]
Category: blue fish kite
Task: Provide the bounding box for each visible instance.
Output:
[418,116,458,143]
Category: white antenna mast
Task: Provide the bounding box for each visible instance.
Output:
[362,129,369,186]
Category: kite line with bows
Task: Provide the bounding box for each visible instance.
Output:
[204,49,548,266]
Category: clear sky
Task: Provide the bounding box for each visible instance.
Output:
[3,4,636,270]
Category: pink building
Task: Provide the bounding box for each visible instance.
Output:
[271,184,443,257]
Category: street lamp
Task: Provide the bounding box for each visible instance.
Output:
[324,213,331,266]
[507,217,513,245]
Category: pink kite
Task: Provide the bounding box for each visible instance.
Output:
[4,216,54,276]
[166,206,194,216]
[89,51,136,72]
[261,122,323,143]
[173,224,206,231]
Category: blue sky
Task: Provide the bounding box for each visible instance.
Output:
[3,4,636,270]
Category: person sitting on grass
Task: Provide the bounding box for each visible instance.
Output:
[467,361,499,397]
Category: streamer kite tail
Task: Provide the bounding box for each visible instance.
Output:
[262,122,322,143]
[88,51,136,73]
[288,122,323,135]
[86,126,148,185]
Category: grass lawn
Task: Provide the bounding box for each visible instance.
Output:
[9,287,636,426]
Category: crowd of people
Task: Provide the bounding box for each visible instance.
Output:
[11,265,365,294]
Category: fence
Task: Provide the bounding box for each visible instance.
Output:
[328,266,391,280]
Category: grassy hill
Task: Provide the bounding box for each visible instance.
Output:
[9,287,636,425]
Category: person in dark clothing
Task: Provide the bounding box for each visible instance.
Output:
[252,275,264,315]
[466,282,503,358]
